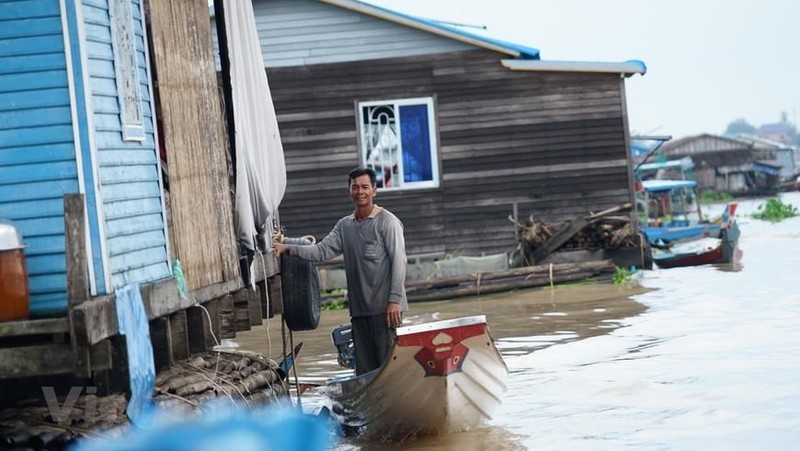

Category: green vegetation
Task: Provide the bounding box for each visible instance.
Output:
[321,288,347,310]
[751,198,798,223]
[322,298,346,311]
[612,267,633,286]
[700,191,733,204]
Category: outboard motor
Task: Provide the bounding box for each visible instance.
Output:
[331,324,355,369]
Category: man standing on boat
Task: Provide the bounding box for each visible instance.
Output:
[273,167,408,375]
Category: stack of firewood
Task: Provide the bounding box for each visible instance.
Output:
[0,351,290,449]
[152,351,290,415]
[561,218,638,249]
[511,202,643,266]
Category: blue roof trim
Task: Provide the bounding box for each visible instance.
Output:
[641,179,697,192]
[625,59,647,74]
[345,0,541,59]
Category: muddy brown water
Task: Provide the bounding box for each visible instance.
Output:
[236,192,800,450]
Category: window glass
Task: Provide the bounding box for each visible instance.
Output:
[359,98,439,190]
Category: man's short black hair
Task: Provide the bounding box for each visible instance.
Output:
[348,167,377,187]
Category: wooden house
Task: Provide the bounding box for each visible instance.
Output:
[660,134,782,194]
[222,0,647,262]
[0,0,270,381]
[736,135,797,180]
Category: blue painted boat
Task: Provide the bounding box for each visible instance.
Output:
[637,180,736,243]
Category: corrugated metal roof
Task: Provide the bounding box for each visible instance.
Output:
[322,0,540,59]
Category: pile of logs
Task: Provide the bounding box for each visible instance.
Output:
[0,351,289,450]
[512,202,643,265]
[406,260,616,303]
[152,351,290,415]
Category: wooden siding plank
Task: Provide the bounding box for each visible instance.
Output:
[108,246,168,273]
[0,0,60,19]
[0,198,62,220]
[0,105,71,129]
[111,262,170,287]
[0,179,79,202]
[0,68,67,92]
[17,235,64,255]
[29,272,67,294]
[0,52,65,74]
[0,143,73,165]
[104,212,164,238]
[106,229,165,257]
[97,164,159,184]
[0,34,63,57]
[25,253,66,274]
[0,87,69,111]
[0,17,62,40]
[0,161,77,185]
[13,215,64,237]
[101,181,161,202]
[0,124,72,147]
[103,196,163,220]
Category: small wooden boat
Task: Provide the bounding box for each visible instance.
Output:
[323,315,508,439]
[638,179,737,243]
[652,220,740,268]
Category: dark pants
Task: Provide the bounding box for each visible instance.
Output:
[351,315,396,375]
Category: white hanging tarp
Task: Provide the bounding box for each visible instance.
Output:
[223,0,286,251]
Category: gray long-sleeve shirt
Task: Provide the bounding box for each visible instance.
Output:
[287,206,408,317]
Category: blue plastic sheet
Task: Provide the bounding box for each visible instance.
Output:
[114,283,155,427]
[69,404,332,451]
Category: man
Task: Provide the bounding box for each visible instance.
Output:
[273,167,408,375]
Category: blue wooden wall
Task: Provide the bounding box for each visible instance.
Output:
[0,0,80,315]
[81,0,169,289]
[0,0,169,316]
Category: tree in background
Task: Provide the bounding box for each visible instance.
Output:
[724,118,756,136]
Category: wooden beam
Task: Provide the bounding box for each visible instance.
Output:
[0,344,111,379]
[247,287,263,327]
[169,310,190,361]
[186,305,213,353]
[218,295,235,339]
[266,275,284,317]
[149,317,173,372]
[233,289,251,332]
[65,194,91,378]
[64,194,89,305]
[249,251,280,283]
[0,318,69,337]
[72,277,242,347]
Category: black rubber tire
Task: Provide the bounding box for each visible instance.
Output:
[280,238,322,331]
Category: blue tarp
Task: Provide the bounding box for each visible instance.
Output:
[114,283,155,427]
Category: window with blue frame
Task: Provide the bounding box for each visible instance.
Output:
[358,97,440,190]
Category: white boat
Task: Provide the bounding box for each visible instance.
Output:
[323,315,508,439]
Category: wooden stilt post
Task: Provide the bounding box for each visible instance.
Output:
[65,194,91,378]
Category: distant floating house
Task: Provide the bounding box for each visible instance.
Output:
[216,0,647,261]
[660,134,782,194]
[756,122,793,145]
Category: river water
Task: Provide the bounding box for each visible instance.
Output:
[237,192,800,450]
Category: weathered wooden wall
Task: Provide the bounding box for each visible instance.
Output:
[147,0,239,289]
[269,49,632,257]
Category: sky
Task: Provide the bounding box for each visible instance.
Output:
[366,0,800,140]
